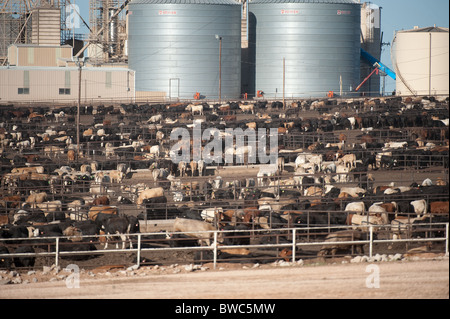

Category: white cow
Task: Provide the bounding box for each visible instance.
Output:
[257,164,279,187]
[345,201,366,214]
[187,104,203,116]
[198,160,205,177]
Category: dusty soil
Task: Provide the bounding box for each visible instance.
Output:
[1,257,448,299]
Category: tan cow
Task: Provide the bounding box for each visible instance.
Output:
[172,217,217,246]
[11,166,44,174]
[136,187,164,205]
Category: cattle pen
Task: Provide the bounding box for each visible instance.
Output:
[1,96,449,276]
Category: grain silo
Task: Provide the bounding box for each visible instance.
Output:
[248,0,361,99]
[128,0,241,101]
[360,2,381,96]
[392,26,449,97]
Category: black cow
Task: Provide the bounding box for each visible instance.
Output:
[0,246,12,269]
[13,246,36,268]
[221,225,251,246]
[380,155,397,169]
[0,225,29,244]
[103,215,139,249]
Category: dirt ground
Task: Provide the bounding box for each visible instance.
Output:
[0,258,448,299]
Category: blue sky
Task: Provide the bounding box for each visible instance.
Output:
[74,0,449,94]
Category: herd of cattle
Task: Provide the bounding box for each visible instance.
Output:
[0,95,449,269]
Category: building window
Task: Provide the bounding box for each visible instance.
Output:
[59,88,71,95]
[18,88,29,94]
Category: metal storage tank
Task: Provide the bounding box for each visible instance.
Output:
[360,2,381,96]
[128,0,241,100]
[249,0,361,99]
[392,26,449,97]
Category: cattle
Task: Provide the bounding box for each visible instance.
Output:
[410,199,428,218]
[335,164,350,183]
[25,192,48,208]
[200,207,223,223]
[190,160,198,176]
[338,154,356,168]
[304,186,323,197]
[317,230,365,257]
[13,246,36,268]
[90,196,110,206]
[187,104,203,116]
[178,161,187,177]
[103,215,139,249]
[0,225,29,243]
[345,201,366,214]
[257,165,278,187]
[0,246,12,269]
[136,187,164,205]
[88,206,118,221]
[171,217,218,246]
[198,160,205,177]
[430,201,449,215]
[36,200,62,216]
[348,213,389,232]
[109,170,125,183]
[11,166,45,175]
[384,141,408,149]
[67,149,76,161]
[339,187,366,198]
[239,103,255,114]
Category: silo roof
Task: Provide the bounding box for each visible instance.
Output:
[400,26,449,33]
[250,0,360,4]
[130,0,240,5]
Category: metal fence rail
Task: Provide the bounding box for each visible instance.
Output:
[1,223,448,270]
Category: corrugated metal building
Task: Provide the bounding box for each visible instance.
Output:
[31,6,61,46]
[0,66,135,104]
[7,44,73,67]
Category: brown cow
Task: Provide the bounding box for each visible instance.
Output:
[67,149,76,161]
[88,206,118,221]
[430,201,449,215]
[90,196,110,206]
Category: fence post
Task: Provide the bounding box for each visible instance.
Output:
[55,237,59,268]
[213,231,218,270]
[137,233,142,267]
[446,223,449,256]
[369,225,373,258]
[292,228,296,263]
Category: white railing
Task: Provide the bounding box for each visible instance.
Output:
[0,223,448,270]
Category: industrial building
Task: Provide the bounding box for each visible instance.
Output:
[0,0,135,104]
[392,26,449,97]
[2,0,444,104]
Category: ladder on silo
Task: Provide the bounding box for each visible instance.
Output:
[241,0,248,49]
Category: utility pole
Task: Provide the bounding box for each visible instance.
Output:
[216,35,222,103]
[283,57,285,109]
[76,58,84,160]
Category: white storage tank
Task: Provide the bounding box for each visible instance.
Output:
[392,26,449,96]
